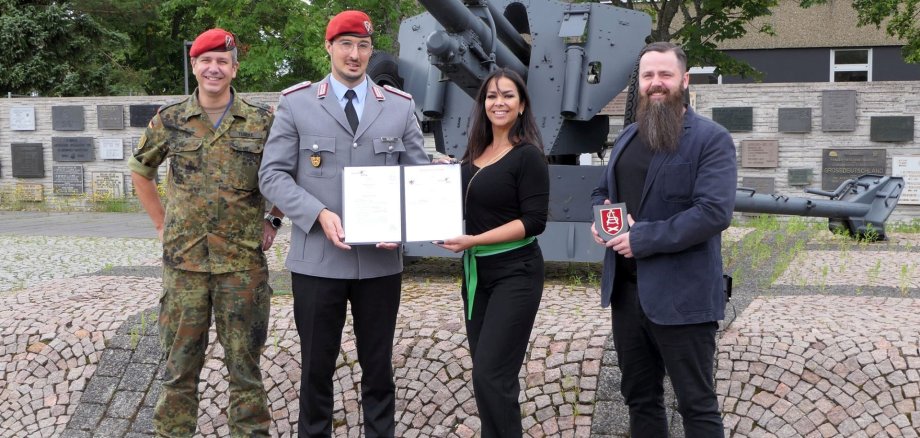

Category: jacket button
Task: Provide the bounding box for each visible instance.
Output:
[353,142,358,148]
[388,145,393,151]
[312,144,318,151]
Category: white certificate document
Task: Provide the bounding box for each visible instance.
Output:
[403,164,463,242]
[342,164,463,243]
[342,166,403,244]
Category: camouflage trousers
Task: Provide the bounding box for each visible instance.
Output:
[155,265,271,437]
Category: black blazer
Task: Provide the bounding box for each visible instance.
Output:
[592,107,736,325]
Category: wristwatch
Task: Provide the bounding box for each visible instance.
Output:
[264,213,283,230]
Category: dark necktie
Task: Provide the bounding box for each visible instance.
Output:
[344,89,359,133]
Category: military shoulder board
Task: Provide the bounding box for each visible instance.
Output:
[281,81,312,96]
[383,85,412,100]
[371,86,385,101]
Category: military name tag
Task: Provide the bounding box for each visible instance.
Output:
[310,154,321,167]
[594,203,629,241]
[228,131,265,139]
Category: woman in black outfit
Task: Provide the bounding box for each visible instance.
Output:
[436,68,549,437]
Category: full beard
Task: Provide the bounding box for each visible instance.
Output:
[636,86,685,154]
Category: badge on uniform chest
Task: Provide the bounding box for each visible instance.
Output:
[310,143,321,167]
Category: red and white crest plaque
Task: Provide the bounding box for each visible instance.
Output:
[593,203,629,241]
[601,207,624,235]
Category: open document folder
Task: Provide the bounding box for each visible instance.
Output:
[342,164,463,244]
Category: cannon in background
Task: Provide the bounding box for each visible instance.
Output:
[735,175,905,240]
[371,0,906,261]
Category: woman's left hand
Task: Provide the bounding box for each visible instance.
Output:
[435,235,476,253]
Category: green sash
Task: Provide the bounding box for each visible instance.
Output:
[463,236,536,320]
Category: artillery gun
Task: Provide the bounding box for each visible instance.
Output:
[370,0,905,261]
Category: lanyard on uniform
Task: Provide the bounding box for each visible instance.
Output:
[213,95,234,129]
[463,236,535,320]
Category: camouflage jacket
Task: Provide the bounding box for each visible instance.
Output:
[128,89,274,273]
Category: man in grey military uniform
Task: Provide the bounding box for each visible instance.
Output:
[258,10,428,438]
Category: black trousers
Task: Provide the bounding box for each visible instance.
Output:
[611,276,724,438]
[463,243,544,438]
[291,272,401,438]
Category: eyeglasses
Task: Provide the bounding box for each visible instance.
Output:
[334,39,373,54]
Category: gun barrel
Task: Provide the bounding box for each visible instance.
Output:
[486,1,530,63]
[418,0,528,78]
[734,192,871,218]
[418,0,485,35]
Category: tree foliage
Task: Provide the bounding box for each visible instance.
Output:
[801,0,920,63]
[0,0,128,96]
[1,0,423,96]
[615,0,780,79]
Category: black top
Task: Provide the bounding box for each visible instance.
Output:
[613,134,653,279]
[615,134,653,215]
[462,143,549,238]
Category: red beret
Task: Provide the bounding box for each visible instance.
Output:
[189,28,236,58]
[325,11,374,41]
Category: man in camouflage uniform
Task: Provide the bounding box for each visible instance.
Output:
[129,28,282,437]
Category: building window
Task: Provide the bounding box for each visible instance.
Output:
[831,48,872,82]
[689,66,722,85]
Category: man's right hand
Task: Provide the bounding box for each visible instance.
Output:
[318,209,351,250]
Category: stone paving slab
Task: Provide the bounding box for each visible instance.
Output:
[718,295,920,437]
[0,235,162,293]
[776,250,919,291]
[0,212,157,239]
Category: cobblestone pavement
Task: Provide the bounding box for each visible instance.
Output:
[3,275,607,437]
[0,235,162,292]
[2,219,920,437]
[718,296,920,437]
[0,276,162,437]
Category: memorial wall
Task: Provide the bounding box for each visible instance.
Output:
[0,93,277,203]
[1,82,919,222]
[692,81,919,223]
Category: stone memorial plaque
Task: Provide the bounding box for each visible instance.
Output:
[97,105,125,130]
[124,174,136,198]
[822,148,886,190]
[129,104,160,127]
[892,156,920,205]
[52,106,85,131]
[788,168,813,186]
[741,140,779,168]
[821,90,857,132]
[712,107,753,132]
[99,138,125,160]
[53,165,84,195]
[93,172,125,198]
[870,116,914,142]
[741,177,775,195]
[778,108,812,133]
[10,106,36,131]
[52,137,95,162]
[16,183,44,202]
[11,143,45,178]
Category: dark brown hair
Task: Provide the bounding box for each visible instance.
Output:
[639,41,688,73]
[462,68,544,163]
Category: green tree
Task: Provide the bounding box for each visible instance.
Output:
[94,0,320,95]
[615,0,780,79]
[801,0,920,63]
[79,0,424,95]
[0,0,128,96]
[300,0,424,83]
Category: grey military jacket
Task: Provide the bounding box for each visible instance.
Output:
[259,75,428,279]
